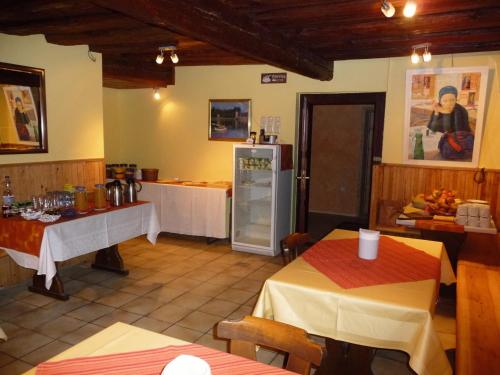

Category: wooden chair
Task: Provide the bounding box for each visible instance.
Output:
[217,316,324,375]
[280,232,311,265]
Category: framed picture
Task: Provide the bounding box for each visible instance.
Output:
[0,62,48,154]
[403,66,489,167]
[209,99,251,141]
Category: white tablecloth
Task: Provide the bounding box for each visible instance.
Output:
[4,202,160,289]
[0,326,6,341]
[139,182,230,238]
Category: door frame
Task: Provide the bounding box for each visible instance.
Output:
[295,93,386,232]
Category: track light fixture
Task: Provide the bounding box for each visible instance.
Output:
[410,43,431,64]
[403,1,417,18]
[380,0,395,18]
[155,46,179,64]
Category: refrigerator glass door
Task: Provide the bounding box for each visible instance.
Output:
[233,147,274,248]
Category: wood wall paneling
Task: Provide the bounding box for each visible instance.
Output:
[370,164,500,229]
[0,159,105,287]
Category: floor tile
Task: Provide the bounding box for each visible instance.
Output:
[232,278,264,293]
[0,322,30,340]
[371,354,413,374]
[21,339,71,366]
[41,297,89,315]
[92,309,142,328]
[120,280,162,296]
[195,332,228,352]
[94,291,139,308]
[99,276,135,290]
[190,283,228,297]
[59,323,103,345]
[61,279,88,295]
[170,293,212,310]
[256,347,279,364]
[162,324,204,343]
[76,270,116,284]
[0,301,38,322]
[177,311,222,333]
[0,330,53,357]
[216,288,255,304]
[36,316,87,339]
[73,285,115,301]
[0,359,33,375]
[126,267,152,280]
[0,351,15,367]
[132,317,171,333]
[10,308,62,330]
[66,302,115,322]
[144,286,186,303]
[19,293,55,307]
[120,296,163,315]
[148,304,193,324]
[208,274,243,287]
[166,277,203,291]
[227,305,254,320]
[198,299,240,317]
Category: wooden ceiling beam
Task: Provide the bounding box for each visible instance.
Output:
[315,28,500,57]
[91,0,333,81]
[0,14,140,36]
[45,27,176,46]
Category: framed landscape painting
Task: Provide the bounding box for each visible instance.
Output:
[209,99,251,141]
[0,62,48,154]
[403,66,489,168]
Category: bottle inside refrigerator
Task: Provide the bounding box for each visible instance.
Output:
[232,144,292,256]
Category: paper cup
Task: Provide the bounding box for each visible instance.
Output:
[456,204,468,216]
[479,205,490,218]
[455,216,467,225]
[468,204,479,217]
[358,229,380,260]
[468,217,480,227]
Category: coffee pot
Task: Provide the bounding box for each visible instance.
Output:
[124,178,142,203]
[106,180,124,207]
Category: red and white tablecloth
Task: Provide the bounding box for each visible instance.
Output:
[1,202,160,289]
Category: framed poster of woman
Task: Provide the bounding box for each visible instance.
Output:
[403,66,489,167]
[0,62,47,154]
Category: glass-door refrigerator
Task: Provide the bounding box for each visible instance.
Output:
[232,144,292,256]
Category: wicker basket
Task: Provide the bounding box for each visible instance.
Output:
[141,168,159,181]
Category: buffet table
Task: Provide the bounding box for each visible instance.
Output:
[138,181,231,239]
[253,229,455,375]
[0,202,160,299]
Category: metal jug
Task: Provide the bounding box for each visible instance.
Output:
[124,178,142,203]
[109,180,124,207]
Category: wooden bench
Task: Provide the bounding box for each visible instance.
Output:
[456,233,500,375]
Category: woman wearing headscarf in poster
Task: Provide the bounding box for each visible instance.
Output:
[427,85,474,160]
[14,97,31,141]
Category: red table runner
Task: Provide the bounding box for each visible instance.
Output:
[35,343,293,375]
[302,237,441,289]
[0,201,147,257]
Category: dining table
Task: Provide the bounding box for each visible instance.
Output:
[253,229,456,375]
[0,201,160,300]
[24,322,293,375]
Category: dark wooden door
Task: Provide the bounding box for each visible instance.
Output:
[296,93,386,234]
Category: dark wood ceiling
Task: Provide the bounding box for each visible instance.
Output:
[1,0,499,89]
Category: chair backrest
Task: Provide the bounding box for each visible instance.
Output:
[280,232,311,265]
[217,315,324,375]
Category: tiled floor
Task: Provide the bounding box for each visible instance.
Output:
[0,233,456,374]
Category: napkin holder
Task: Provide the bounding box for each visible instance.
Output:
[358,229,380,260]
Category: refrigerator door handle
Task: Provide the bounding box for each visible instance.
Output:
[296,176,310,180]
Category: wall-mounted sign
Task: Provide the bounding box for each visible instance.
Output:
[261,73,287,84]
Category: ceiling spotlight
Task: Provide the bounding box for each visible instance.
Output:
[411,48,420,64]
[422,47,432,62]
[381,0,395,18]
[153,88,161,100]
[403,1,417,17]
[155,50,164,64]
[170,51,179,64]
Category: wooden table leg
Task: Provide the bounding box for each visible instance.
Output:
[318,338,374,375]
[91,245,129,275]
[28,272,69,300]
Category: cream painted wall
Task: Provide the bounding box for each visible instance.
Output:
[0,34,103,164]
[104,51,500,181]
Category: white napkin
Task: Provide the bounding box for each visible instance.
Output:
[161,354,211,375]
[0,327,7,341]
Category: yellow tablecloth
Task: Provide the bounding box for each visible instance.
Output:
[253,229,456,375]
